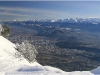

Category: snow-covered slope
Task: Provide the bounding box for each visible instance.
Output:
[91,66,100,74]
[0,36,99,75]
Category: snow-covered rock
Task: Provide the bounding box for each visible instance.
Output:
[0,35,99,75]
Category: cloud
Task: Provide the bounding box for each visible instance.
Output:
[0,6,72,19]
[0,11,28,16]
[0,7,29,17]
[0,6,94,19]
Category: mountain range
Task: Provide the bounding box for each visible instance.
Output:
[10,18,100,24]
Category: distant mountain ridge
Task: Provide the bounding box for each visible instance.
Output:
[2,18,100,24]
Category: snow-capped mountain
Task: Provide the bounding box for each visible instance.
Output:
[26,18,100,23]
[52,18,100,23]
[0,35,99,75]
[2,18,100,25]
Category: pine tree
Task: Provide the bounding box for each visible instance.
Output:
[1,25,10,37]
[0,25,2,35]
[16,40,38,63]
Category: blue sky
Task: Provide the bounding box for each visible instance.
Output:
[0,1,100,20]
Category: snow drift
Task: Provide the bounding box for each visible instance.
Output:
[0,36,99,75]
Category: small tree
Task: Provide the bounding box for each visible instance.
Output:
[0,24,2,35]
[1,25,10,37]
[16,40,38,63]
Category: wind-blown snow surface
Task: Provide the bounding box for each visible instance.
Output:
[0,36,99,75]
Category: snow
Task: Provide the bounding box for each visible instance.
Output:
[91,66,100,74]
[0,35,100,75]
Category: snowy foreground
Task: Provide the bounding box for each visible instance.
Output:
[0,36,99,75]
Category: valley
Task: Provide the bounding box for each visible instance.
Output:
[2,18,100,71]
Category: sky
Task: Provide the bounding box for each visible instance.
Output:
[0,1,100,20]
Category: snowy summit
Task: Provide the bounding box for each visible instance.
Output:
[0,35,99,75]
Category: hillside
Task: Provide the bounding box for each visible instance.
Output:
[0,35,99,75]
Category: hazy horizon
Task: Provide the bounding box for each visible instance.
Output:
[0,1,100,20]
